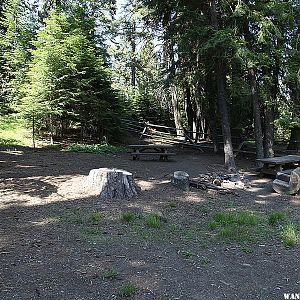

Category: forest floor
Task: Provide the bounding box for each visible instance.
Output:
[0,146,300,300]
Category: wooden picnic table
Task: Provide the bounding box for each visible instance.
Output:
[257,155,300,175]
[129,144,176,161]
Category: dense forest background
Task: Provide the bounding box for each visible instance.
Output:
[0,0,299,171]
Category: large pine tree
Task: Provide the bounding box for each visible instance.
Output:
[21,9,122,142]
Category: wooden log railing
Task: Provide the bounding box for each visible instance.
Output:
[121,119,300,155]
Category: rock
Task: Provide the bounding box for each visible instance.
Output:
[172,171,190,191]
[228,174,241,182]
[221,180,245,189]
[221,180,236,189]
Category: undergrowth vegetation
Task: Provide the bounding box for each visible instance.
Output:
[102,269,119,280]
[209,211,260,243]
[0,115,31,147]
[64,207,300,250]
[118,283,139,297]
[209,210,300,247]
[66,143,127,154]
[281,222,299,248]
[268,211,285,226]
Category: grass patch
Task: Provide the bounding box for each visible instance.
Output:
[0,115,31,147]
[281,222,299,248]
[169,202,177,208]
[216,226,253,242]
[201,257,211,265]
[199,205,209,214]
[65,210,85,224]
[121,212,139,223]
[210,211,260,244]
[87,212,103,225]
[118,283,138,297]
[102,269,119,280]
[268,212,285,226]
[241,246,253,254]
[213,211,258,226]
[181,250,194,258]
[209,222,217,230]
[66,143,127,154]
[65,210,103,225]
[144,213,162,229]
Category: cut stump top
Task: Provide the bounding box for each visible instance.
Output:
[86,168,139,200]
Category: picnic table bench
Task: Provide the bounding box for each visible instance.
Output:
[129,144,176,161]
[257,155,300,175]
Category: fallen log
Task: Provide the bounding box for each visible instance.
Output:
[189,179,237,195]
[276,169,292,182]
[272,167,300,195]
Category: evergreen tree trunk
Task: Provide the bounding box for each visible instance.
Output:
[288,79,300,150]
[243,22,265,163]
[262,42,279,158]
[32,113,36,150]
[208,96,219,153]
[171,85,183,136]
[288,127,300,151]
[216,61,236,171]
[49,114,54,145]
[209,0,236,171]
[193,99,202,142]
[185,82,193,139]
[130,21,136,87]
[205,73,219,153]
[249,68,265,163]
[264,106,274,158]
[162,15,183,137]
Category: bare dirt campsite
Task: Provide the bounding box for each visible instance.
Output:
[1,0,299,299]
[1,147,300,300]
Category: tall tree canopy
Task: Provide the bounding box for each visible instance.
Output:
[0,0,299,170]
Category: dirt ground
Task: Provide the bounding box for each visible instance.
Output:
[0,146,300,300]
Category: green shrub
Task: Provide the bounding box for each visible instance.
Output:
[66,143,127,154]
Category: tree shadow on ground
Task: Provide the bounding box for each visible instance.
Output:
[0,178,57,198]
[0,187,300,300]
[1,147,300,299]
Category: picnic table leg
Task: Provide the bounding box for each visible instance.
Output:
[159,148,167,161]
[132,148,139,160]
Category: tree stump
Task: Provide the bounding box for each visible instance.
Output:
[86,168,139,200]
[272,167,300,195]
[172,171,190,191]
